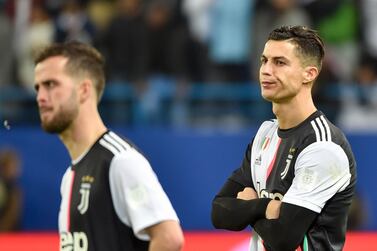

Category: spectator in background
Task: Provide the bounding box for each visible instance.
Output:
[54,0,96,44]
[100,0,192,125]
[253,0,311,80]
[0,1,13,88]
[182,0,213,82]
[98,0,149,124]
[100,0,148,85]
[207,0,254,83]
[87,0,115,34]
[360,0,377,58]
[134,0,191,125]
[16,2,54,92]
[0,148,22,232]
[304,0,360,83]
[42,0,63,16]
[145,0,189,81]
[300,0,360,122]
[338,54,377,131]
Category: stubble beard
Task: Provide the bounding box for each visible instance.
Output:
[40,92,79,134]
[41,107,78,134]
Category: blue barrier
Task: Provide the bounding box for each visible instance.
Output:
[0,82,341,126]
[1,127,376,230]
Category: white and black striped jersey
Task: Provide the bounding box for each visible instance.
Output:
[231,111,356,251]
[58,130,179,251]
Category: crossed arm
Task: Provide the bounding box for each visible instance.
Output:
[211,179,317,251]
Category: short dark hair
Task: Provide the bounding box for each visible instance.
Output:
[268,25,325,70]
[34,41,105,102]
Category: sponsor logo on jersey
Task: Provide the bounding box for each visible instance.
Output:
[60,231,88,251]
[259,189,283,200]
[256,182,284,200]
[77,176,94,215]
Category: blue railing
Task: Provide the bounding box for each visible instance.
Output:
[0,80,356,127]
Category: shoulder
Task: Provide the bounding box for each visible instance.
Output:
[250,119,278,149]
[259,119,278,131]
[95,131,151,175]
[307,112,350,143]
[100,131,155,183]
[255,119,278,140]
[285,112,349,154]
[294,114,354,183]
[300,113,354,161]
[97,131,134,156]
[297,141,349,169]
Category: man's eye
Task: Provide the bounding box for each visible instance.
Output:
[276,60,285,66]
[46,81,55,88]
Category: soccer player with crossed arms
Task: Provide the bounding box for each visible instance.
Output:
[211,26,356,251]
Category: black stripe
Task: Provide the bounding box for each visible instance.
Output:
[108,133,128,151]
[313,119,324,141]
[317,117,328,141]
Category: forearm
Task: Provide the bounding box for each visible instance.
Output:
[211,197,271,231]
[147,221,184,251]
[149,238,182,251]
[211,177,271,231]
[254,219,303,251]
[253,203,317,251]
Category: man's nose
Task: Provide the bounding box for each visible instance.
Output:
[260,62,273,75]
[36,87,47,104]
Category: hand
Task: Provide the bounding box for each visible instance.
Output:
[237,187,257,200]
[266,200,281,219]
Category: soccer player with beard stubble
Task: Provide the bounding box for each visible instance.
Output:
[34,41,184,251]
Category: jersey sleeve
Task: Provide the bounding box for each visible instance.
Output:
[108,150,179,241]
[211,142,272,231]
[228,142,254,188]
[282,141,351,213]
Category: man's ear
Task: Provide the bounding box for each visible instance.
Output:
[79,79,92,103]
[303,66,319,84]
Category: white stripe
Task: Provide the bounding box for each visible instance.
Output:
[104,134,126,152]
[315,117,327,141]
[281,166,289,179]
[108,131,131,150]
[99,138,119,155]
[320,115,332,142]
[59,169,74,232]
[311,121,320,142]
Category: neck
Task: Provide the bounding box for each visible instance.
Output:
[272,92,317,129]
[59,109,106,161]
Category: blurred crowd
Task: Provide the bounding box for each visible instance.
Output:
[0,148,22,232]
[0,0,377,129]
